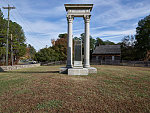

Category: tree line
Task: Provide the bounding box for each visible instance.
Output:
[35,14,150,62]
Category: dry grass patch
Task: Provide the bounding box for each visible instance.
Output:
[0,65,150,112]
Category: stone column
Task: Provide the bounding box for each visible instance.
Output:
[66,15,73,68]
[84,15,90,68]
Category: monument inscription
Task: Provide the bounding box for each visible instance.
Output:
[75,40,82,61]
[74,40,83,68]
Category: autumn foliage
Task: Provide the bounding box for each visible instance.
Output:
[35,33,67,62]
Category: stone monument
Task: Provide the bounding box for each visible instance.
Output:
[60,4,97,75]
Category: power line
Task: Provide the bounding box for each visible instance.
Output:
[10,14,46,51]
[14,11,47,48]
[11,14,47,48]
[3,0,49,50]
[4,0,47,48]
[3,0,9,4]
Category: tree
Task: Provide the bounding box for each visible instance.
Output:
[9,21,27,64]
[79,33,96,51]
[52,33,67,60]
[145,50,150,61]
[74,36,80,40]
[95,37,116,46]
[58,33,68,39]
[24,44,36,60]
[104,40,115,45]
[35,47,59,62]
[135,14,150,60]
[0,9,7,65]
[34,33,68,62]
[95,37,105,46]
[120,35,136,60]
[90,37,96,50]
[0,9,27,65]
[28,44,36,59]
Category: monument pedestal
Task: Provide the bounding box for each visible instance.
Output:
[59,67,97,75]
[68,68,88,75]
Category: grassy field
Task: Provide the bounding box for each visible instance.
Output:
[0,65,150,113]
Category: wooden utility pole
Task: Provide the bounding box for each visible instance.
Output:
[3,4,15,66]
[10,34,13,66]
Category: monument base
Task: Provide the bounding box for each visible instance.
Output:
[88,67,97,74]
[68,68,88,75]
[59,67,97,75]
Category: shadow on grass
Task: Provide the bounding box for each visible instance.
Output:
[0,67,4,72]
[6,71,59,74]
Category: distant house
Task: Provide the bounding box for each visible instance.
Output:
[92,45,121,64]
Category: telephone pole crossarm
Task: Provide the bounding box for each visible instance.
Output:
[2,6,16,9]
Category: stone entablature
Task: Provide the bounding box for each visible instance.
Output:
[65,4,93,17]
[65,4,93,11]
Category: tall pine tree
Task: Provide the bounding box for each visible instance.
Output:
[135,15,150,60]
[0,9,26,65]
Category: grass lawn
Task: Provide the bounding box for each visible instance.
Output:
[0,65,150,112]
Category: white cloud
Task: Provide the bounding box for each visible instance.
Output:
[1,0,150,50]
[92,29,136,37]
[92,0,150,26]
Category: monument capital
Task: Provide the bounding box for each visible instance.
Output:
[84,15,91,23]
[67,15,74,23]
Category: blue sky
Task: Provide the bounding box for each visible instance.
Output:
[1,0,150,50]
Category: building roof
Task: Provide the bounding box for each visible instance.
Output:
[64,4,93,11]
[93,45,121,55]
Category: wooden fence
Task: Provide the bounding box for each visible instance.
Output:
[40,60,150,67]
[41,61,66,66]
[91,60,150,67]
